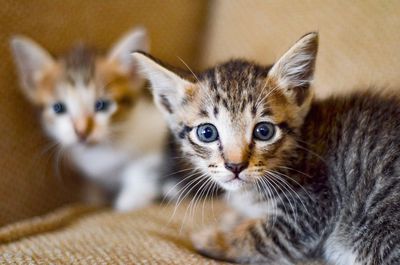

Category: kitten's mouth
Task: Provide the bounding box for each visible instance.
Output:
[224,175,246,183]
[71,138,98,148]
[82,140,98,146]
[220,175,249,187]
[219,176,249,191]
[77,137,99,146]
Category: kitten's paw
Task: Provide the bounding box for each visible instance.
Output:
[191,227,230,261]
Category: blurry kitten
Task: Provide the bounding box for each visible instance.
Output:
[10,27,168,211]
[134,33,400,264]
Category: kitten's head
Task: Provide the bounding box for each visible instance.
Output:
[10,27,149,146]
[133,33,318,191]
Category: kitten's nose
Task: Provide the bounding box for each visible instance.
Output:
[224,162,248,175]
[75,129,88,141]
[74,117,94,142]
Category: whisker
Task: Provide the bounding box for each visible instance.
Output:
[40,141,60,156]
[160,169,200,205]
[265,172,298,223]
[186,176,213,222]
[180,176,213,233]
[277,165,313,179]
[255,82,280,108]
[209,181,219,223]
[255,78,270,107]
[264,173,294,221]
[295,141,327,164]
[168,172,205,208]
[257,177,278,227]
[168,173,208,226]
[53,147,66,184]
[177,57,214,105]
[201,178,214,225]
[270,169,314,202]
[269,170,311,217]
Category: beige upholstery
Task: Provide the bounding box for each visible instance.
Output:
[0,202,324,265]
[0,202,232,264]
[201,0,400,98]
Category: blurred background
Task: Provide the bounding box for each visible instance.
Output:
[1,0,400,226]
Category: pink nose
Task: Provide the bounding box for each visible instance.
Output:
[224,162,248,174]
[73,117,94,142]
[75,128,89,141]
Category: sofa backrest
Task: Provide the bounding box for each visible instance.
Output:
[201,0,400,98]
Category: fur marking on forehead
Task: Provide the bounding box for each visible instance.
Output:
[62,44,96,86]
[198,60,271,116]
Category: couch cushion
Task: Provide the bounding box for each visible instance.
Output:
[0,201,325,264]
[0,202,233,264]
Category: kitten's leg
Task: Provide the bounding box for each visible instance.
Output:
[192,214,317,264]
[114,154,162,211]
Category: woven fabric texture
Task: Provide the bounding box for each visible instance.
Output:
[0,201,325,265]
[0,201,232,264]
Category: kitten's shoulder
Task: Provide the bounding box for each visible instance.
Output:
[309,89,400,121]
[317,89,400,104]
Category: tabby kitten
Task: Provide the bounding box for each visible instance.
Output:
[133,33,400,264]
[11,28,168,211]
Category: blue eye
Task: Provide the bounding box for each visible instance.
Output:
[196,123,219,143]
[253,122,275,141]
[52,102,66,114]
[95,99,110,112]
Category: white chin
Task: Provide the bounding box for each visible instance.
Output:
[219,178,247,191]
[57,139,75,147]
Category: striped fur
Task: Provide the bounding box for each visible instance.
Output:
[135,32,400,264]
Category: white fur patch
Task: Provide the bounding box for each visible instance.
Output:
[114,154,162,211]
[69,144,130,189]
[226,191,279,218]
[324,233,361,265]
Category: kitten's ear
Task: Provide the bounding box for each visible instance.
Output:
[267,32,318,106]
[10,36,55,102]
[132,52,194,116]
[107,27,149,74]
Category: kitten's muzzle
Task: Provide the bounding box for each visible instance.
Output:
[224,162,248,176]
[73,116,94,142]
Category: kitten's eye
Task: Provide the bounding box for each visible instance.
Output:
[95,99,110,112]
[196,123,219,143]
[52,102,66,114]
[253,122,275,141]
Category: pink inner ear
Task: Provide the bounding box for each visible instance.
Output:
[11,38,56,94]
[268,33,318,90]
[106,28,149,75]
[266,34,318,106]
